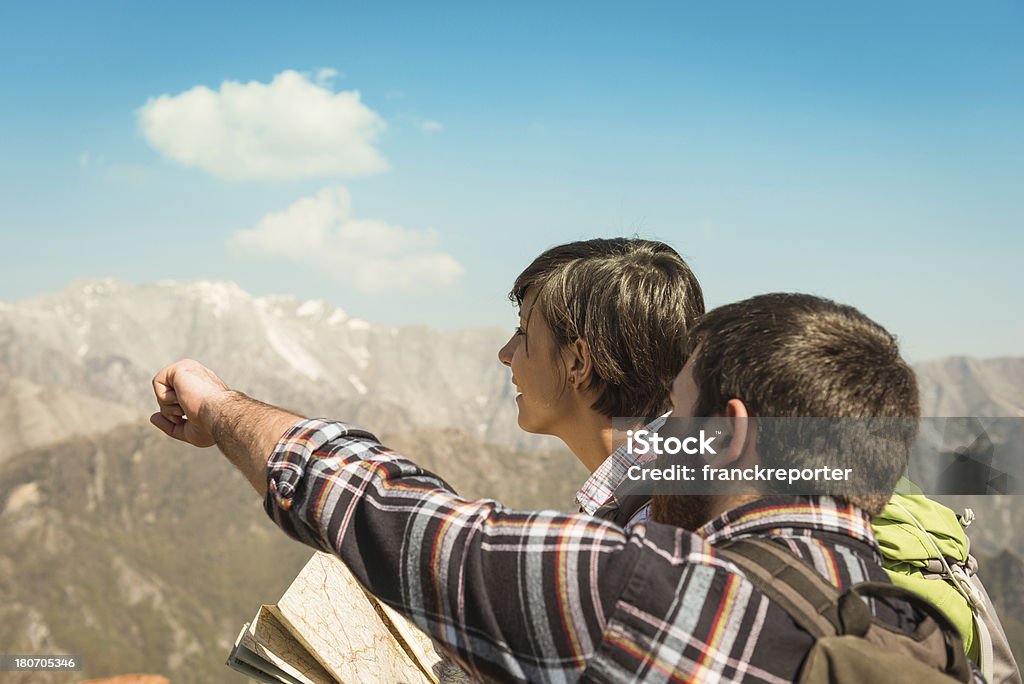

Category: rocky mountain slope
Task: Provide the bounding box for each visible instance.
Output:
[916,356,1024,417]
[0,279,1020,681]
[0,421,584,683]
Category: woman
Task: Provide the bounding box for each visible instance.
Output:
[497,238,705,525]
[442,237,706,682]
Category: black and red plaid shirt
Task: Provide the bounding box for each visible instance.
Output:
[264,418,919,683]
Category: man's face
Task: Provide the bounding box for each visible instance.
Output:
[669,352,700,419]
[497,288,571,436]
[651,351,717,531]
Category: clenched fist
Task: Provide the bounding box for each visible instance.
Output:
[150,359,232,448]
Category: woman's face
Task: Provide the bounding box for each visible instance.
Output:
[497,289,572,436]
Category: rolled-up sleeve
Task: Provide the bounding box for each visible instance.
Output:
[263,418,637,683]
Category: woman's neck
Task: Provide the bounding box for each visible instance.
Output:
[558,410,614,473]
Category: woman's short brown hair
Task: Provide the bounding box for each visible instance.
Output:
[510,238,705,419]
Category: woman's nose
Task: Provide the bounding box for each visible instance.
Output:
[498,335,516,367]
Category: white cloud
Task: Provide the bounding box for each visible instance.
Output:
[314,67,340,86]
[229,186,464,293]
[419,119,443,133]
[138,70,387,181]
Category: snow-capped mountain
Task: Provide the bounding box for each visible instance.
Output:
[0,278,527,461]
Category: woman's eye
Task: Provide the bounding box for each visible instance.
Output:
[514,326,526,336]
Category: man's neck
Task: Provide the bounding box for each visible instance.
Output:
[706,494,762,524]
[650,493,763,530]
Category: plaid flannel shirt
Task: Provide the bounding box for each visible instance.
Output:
[575,413,669,528]
[264,418,919,684]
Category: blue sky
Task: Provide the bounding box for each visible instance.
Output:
[0,1,1021,360]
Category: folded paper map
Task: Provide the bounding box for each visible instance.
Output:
[227,552,472,683]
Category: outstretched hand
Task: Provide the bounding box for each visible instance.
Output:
[150,359,231,448]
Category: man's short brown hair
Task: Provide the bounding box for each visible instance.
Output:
[510,238,705,419]
[676,293,919,515]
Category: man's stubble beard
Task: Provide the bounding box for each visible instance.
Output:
[649,494,716,531]
[647,422,718,531]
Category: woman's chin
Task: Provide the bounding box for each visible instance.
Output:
[515,410,537,434]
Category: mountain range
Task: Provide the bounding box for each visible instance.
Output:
[0,278,534,464]
[0,278,1020,682]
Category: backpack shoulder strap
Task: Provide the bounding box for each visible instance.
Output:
[717,537,843,639]
[720,537,975,683]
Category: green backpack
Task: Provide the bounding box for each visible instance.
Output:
[875,493,1021,684]
[719,537,974,684]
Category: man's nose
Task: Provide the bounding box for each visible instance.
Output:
[497,336,516,367]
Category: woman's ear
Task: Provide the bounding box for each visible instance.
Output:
[565,338,594,390]
[707,399,752,467]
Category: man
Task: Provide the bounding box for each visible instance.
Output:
[150,293,963,682]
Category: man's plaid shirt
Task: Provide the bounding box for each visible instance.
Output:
[264,419,917,683]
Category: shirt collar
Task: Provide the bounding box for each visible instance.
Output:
[696,495,879,550]
[576,412,670,515]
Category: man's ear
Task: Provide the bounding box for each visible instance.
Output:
[707,399,753,467]
[565,338,594,390]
